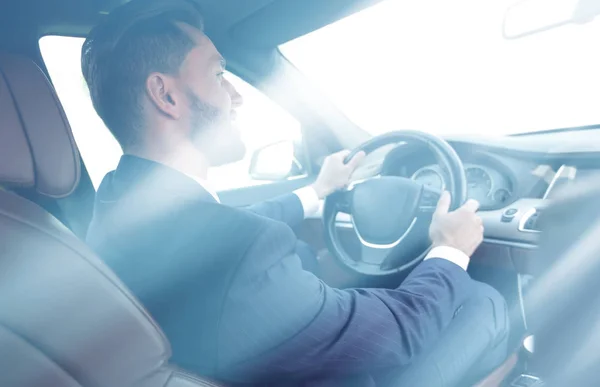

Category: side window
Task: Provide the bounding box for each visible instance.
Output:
[207,72,303,191]
[39,35,302,191]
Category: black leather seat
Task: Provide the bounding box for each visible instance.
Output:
[0,53,223,387]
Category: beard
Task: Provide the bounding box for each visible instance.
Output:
[186,89,246,167]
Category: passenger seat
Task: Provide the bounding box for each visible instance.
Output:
[0,53,222,387]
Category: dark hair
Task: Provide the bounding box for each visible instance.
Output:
[82,0,204,148]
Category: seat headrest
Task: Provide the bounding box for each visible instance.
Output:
[0,53,80,198]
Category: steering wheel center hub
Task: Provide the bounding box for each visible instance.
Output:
[351,176,421,246]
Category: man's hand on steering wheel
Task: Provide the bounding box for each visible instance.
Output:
[322,130,472,276]
[429,192,484,257]
[311,150,366,200]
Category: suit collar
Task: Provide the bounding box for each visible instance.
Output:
[99,155,219,204]
[179,171,221,203]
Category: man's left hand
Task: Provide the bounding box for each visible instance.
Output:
[311,150,366,200]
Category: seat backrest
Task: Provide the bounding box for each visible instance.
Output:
[0,53,222,387]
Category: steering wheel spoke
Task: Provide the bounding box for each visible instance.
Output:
[360,244,393,265]
[417,186,441,214]
[357,215,430,270]
[329,189,353,213]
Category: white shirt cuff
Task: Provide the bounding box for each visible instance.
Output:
[293,186,321,218]
[425,246,470,271]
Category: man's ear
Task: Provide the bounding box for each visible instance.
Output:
[146,73,181,120]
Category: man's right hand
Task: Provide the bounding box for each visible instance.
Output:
[428,191,484,257]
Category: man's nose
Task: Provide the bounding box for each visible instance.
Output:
[224,78,243,108]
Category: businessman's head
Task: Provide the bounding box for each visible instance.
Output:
[82,0,245,167]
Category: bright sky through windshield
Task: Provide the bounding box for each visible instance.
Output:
[280,0,600,137]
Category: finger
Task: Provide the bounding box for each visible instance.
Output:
[346,151,366,170]
[434,191,451,215]
[336,150,352,160]
[460,199,480,213]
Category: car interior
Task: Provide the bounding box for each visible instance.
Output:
[2,0,600,386]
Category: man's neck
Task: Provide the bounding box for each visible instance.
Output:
[127,144,209,182]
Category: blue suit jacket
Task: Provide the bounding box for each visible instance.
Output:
[86,155,473,385]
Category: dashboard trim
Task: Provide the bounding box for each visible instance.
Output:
[351,216,417,249]
[518,208,541,233]
[482,237,537,250]
[543,164,566,199]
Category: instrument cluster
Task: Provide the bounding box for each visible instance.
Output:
[411,163,513,208]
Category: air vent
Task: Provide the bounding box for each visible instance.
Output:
[519,208,542,233]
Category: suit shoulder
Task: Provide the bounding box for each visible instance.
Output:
[189,201,272,228]
[181,201,298,250]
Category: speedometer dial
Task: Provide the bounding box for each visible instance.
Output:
[466,167,493,199]
[411,167,445,191]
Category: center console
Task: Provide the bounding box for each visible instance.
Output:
[476,164,578,271]
[496,165,577,387]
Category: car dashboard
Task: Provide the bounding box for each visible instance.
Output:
[379,142,548,211]
[322,130,600,342]
[333,129,600,275]
[410,163,512,207]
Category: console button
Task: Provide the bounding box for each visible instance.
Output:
[501,208,518,222]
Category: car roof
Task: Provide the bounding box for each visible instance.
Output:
[1,0,383,49]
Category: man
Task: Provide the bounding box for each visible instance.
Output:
[83,0,508,385]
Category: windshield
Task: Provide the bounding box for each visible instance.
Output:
[280,0,600,137]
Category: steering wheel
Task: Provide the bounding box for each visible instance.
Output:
[323,131,468,276]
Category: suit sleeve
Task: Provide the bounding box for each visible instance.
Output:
[217,221,473,382]
[246,193,304,228]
